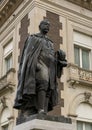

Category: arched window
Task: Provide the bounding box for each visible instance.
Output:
[76,103,92,130]
[1,107,10,130]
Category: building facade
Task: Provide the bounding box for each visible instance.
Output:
[0,0,92,130]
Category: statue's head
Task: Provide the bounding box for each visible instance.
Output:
[57,49,66,60]
[39,19,50,34]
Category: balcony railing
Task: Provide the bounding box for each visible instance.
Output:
[67,63,92,87]
[79,69,92,82]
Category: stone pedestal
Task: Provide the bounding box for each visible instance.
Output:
[13,114,74,130]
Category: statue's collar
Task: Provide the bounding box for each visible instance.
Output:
[34,33,53,43]
[35,33,48,38]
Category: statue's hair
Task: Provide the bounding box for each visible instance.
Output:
[39,19,50,30]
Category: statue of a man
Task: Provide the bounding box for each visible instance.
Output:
[13,19,67,115]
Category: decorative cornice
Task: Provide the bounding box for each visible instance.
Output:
[84,92,91,102]
[40,0,92,25]
[0,0,23,27]
[66,0,92,11]
[0,0,9,11]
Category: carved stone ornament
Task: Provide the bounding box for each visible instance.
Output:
[0,96,7,108]
[84,92,91,102]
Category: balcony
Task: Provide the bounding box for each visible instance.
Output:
[67,63,92,87]
[0,68,16,93]
[66,0,92,11]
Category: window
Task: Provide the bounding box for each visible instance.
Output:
[77,121,83,130]
[74,46,90,70]
[3,40,13,74]
[74,46,80,67]
[77,121,92,130]
[5,54,12,72]
[73,31,92,70]
[76,103,92,130]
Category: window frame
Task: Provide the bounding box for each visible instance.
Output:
[74,44,91,70]
[3,39,13,75]
[4,53,12,73]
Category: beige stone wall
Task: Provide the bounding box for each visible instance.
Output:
[0,0,92,130]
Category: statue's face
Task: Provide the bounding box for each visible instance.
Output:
[40,22,50,34]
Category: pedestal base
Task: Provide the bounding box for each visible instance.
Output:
[13,115,74,130]
[14,119,74,130]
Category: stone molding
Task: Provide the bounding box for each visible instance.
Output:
[0,0,92,35]
[0,95,14,130]
[0,0,23,27]
[68,92,92,117]
[66,0,92,11]
[0,68,16,93]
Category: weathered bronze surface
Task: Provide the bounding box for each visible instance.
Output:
[13,19,67,116]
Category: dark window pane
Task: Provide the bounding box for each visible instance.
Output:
[82,49,89,70]
[74,46,80,66]
[77,121,83,130]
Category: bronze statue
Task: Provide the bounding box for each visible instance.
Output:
[13,19,67,115]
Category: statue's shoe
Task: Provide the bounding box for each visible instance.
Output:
[38,109,47,115]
